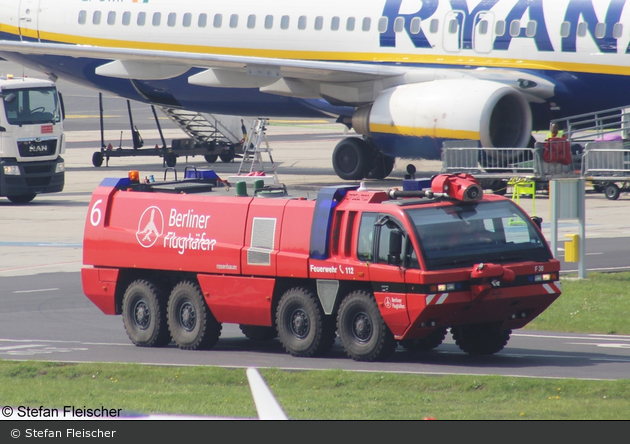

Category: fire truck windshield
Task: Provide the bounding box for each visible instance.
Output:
[406,200,552,270]
[2,87,59,125]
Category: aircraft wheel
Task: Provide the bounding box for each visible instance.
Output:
[167,280,222,350]
[204,154,218,163]
[276,287,335,357]
[122,279,171,347]
[239,325,278,341]
[399,327,448,352]
[92,151,104,167]
[451,323,511,355]
[604,183,620,200]
[332,138,370,180]
[367,155,395,179]
[7,193,37,204]
[337,290,396,362]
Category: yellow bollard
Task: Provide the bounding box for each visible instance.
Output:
[564,234,579,262]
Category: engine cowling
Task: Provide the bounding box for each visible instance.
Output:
[352,79,532,159]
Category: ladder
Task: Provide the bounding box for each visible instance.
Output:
[237,119,278,183]
[160,107,242,145]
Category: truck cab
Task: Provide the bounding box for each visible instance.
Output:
[0,75,65,203]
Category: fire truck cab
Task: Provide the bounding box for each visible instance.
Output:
[82,173,561,362]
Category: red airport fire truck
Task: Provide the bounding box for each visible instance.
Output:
[82,172,561,361]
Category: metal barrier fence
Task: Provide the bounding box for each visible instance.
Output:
[441,142,575,178]
[582,142,630,178]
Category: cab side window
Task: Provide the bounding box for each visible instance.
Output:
[357,212,378,261]
[376,219,404,266]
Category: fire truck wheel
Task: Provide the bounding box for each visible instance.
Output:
[167,280,222,350]
[239,325,278,341]
[337,291,396,362]
[121,280,171,347]
[276,287,335,357]
[451,324,512,355]
[399,327,448,352]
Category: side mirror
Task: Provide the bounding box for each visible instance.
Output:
[4,93,16,104]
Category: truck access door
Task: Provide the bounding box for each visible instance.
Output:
[18,0,40,42]
[364,214,412,337]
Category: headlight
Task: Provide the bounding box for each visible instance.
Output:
[55,162,65,173]
[3,165,20,176]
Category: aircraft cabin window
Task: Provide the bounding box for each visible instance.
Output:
[394,17,404,33]
[247,15,256,29]
[315,16,324,31]
[107,11,116,26]
[362,17,371,32]
[230,14,239,29]
[526,21,536,37]
[183,13,192,27]
[92,11,102,25]
[347,17,356,31]
[137,12,146,26]
[377,17,388,33]
[122,11,131,26]
[429,19,439,33]
[495,20,505,36]
[280,15,289,30]
[168,13,176,27]
[478,19,488,35]
[560,21,570,38]
[331,16,340,31]
[410,17,421,34]
[152,12,161,27]
[265,15,274,30]
[298,16,307,30]
[448,18,458,34]
[509,20,520,37]
[595,22,606,39]
[577,22,587,38]
[78,10,87,25]
[613,23,624,39]
[212,14,221,28]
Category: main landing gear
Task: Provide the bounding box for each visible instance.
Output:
[332,137,395,181]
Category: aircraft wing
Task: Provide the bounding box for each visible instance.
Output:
[0,40,405,83]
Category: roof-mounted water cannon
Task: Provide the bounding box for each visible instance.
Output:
[431,173,483,202]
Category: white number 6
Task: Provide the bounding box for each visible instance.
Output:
[90,199,103,227]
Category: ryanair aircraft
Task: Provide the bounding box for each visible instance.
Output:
[0,0,627,180]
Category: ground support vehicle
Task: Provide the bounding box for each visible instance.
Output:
[579,141,630,200]
[0,75,65,203]
[440,140,578,195]
[82,171,562,361]
[91,94,242,168]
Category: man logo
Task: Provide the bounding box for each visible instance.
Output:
[136,206,164,248]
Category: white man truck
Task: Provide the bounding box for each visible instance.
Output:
[0,75,65,203]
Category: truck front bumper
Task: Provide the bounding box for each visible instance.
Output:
[0,157,64,196]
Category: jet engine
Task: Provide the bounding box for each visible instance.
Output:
[344,79,532,170]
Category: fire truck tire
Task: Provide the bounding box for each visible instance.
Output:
[167,280,222,350]
[399,327,448,352]
[451,324,512,355]
[7,193,37,204]
[337,291,396,362]
[276,287,335,357]
[121,279,171,347]
[604,183,620,200]
[239,325,278,341]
